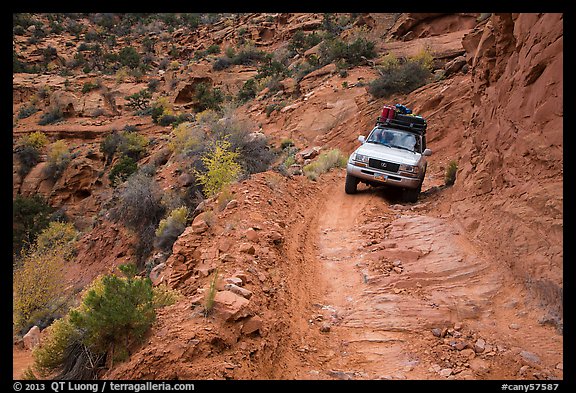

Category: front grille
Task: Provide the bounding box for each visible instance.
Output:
[368,158,399,173]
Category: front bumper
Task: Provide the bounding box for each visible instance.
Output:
[346,162,422,189]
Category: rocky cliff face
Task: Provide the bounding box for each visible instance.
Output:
[453,13,563,324]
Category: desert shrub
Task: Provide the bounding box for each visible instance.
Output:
[18,104,39,119]
[100,132,123,164]
[168,122,204,156]
[119,131,149,160]
[15,146,40,178]
[108,171,165,265]
[379,52,400,71]
[19,131,49,150]
[33,263,167,379]
[237,78,258,103]
[194,83,224,112]
[289,30,322,55]
[100,130,148,162]
[152,284,182,309]
[280,138,295,150]
[213,56,232,71]
[147,78,160,92]
[125,89,152,111]
[411,47,434,71]
[203,268,219,316]
[13,194,55,257]
[445,160,458,186]
[211,116,276,175]
[368,59,432,99]
[110,171,164,230]
[35,221,78,260]
[318,37,376,68]
[303,149,347,181]
[32,315,85,378]
[231,46,266,66]
[44,140,71,180]
[118,46,141,69]
[81,81,100,94]
[69,264,155,361]
[13,229,77,333]
[154,206,189,252]
[108,156,138,187]
[38,107,63,125]
[157,114,179,126]
[195,138,242,197]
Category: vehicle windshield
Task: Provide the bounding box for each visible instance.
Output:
[366,128,420,152]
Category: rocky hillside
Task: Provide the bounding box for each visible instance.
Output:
[13,13,563,381]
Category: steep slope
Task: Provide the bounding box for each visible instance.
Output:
[13,13,563,381]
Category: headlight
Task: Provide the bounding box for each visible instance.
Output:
[354,153,369,163]
[399,164,419,174]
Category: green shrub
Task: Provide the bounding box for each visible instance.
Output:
[195,138,242,197]
[368,59,432,99]
[194,83,224,112]
[237,78,258,103]
[154,206,189,251]
[108,156,138,187]
[81,81,100,94]
[118,46,141,69]
[318,37,376,68]
[445,160,458,186]
[69,264,155,359]
[13,194,54,257]
[125,89,152,111]
[303,149,347,181]
[33,263,170,379]
[289,30,322,55]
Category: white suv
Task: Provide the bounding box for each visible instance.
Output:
[345,123,432,202]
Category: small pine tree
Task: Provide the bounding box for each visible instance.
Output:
[68,264,155,361]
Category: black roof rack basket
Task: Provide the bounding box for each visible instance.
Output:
[375,116,427,134]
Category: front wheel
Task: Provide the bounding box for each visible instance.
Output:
[345,173,359,194]
[403,184,422,203]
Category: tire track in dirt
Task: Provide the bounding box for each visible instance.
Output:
[280,170,563,380]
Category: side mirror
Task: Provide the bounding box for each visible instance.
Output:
[358,135,366,143]
[423,148,432,156]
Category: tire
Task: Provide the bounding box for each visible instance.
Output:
[403,184,422,203]
[345,173,359,194]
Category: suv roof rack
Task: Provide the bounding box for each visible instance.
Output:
[375,117,427,134]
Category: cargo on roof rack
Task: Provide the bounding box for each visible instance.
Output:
[375,116,427,134]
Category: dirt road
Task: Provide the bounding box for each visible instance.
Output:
[278,170,563,380]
